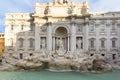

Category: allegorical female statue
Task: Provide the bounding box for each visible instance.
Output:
[41,39,46,49]
[76,38,82,49]
[56,38,65,56]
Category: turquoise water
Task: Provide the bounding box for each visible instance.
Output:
[0,70,120,80]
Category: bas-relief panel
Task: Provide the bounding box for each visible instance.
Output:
[40,26,47,33]
[76,24,83,33]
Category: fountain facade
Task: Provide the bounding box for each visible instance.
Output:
[3,0,120,71]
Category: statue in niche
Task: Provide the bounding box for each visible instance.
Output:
[41,38,46,49]
[76,38,82,49]
[56,38,65,56]
[57,39,64,50]
[78,26,82,32]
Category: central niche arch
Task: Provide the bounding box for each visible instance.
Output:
[53,26,70,51]
[55,27,68,37]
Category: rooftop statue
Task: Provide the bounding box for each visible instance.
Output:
[54,0,68,4]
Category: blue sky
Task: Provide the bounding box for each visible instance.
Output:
[0,0,120,33]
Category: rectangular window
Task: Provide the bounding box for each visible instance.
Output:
[112,24,116,31]
[90,40,94,48]
[11,25,13,30]
[101,40,105,48]
[90,26,94,31]
[21,25,24,30]
[30,39,34,48]
[19,39,23,48]
[112,40,116,48]
[101,25,105,31]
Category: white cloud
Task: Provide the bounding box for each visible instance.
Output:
[88,0,120,12]
[71,0,120,12]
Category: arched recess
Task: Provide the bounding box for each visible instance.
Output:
[55,27,68,37]
[52,26,70,51]
[53,25,70,34]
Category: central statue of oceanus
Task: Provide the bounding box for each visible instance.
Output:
[57,39,64,50]
[56,39,65,56]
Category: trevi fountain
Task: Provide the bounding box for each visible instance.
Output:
[0,0,120,80]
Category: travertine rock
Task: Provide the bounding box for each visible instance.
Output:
[48,58,71,70]
[92,59,112,71]
[0,53,113,72]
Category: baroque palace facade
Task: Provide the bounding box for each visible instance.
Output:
[4,0,120,62]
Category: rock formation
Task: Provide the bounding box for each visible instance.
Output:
[0,52,113,72]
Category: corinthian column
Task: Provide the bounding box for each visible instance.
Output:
[84,23,89,51]
[70,22,76,53]
[47,22,52,51]
[35,23,40,51]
